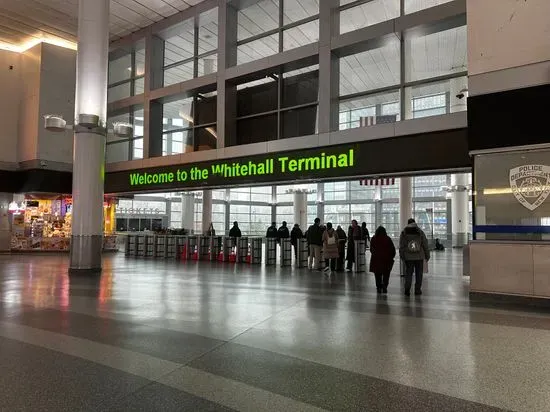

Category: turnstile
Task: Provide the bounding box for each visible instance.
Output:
[250,238,262,264]
[296,238,308,268]
[166,236,177,259]
[175,236,186,260]
[154,235,167,258]
[126,235,137,256]
[144,235,154,257]
[222,236,236,262]
[210,236,222,261]
[265,238,277,266]
[198,236,210,260]
[136,235,145,257]
[185,236,198,260]
[280,238,292,267]
[237,237,249,263]
[354,240,366,272]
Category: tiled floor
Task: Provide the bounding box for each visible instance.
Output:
[0,250,549,411]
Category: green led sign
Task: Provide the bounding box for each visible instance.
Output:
[127,148,355,188]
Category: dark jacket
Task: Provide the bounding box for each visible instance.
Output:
[290,227,303,246]
[348,225,361,242]
[229,226,242,238]
[277,226,290,241]
[266,226,278,238]
[369,234,396,273]
[361,226,370,242]
[399,223,430,261]
[306,223,323,246]
[336,227,347,252]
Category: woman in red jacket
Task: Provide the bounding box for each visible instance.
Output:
[369,226,396,294]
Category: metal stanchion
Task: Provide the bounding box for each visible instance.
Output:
[237,237,249,263]
[354,240,366,273]
[296,238,308,268]
[199,236,210,260]
[265,237,277,266]
[210,236,222,261]
[280,238,292,267]
[250,238,263,264]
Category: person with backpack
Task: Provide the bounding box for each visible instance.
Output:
[322,222,339,274]
[277,221,290,243]
[369,226,396,294]
[399,218,430,296]
[290,223,304,259]
[266,222,278,239]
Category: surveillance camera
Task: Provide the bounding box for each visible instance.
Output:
[456,93,465,100]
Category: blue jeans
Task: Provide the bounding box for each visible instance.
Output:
[405,260,424,292]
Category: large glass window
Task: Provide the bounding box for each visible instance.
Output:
[108,40,145,103]
[404,76,467,120]
[414,201,448,240]
[161,8,218,87]
[161,93,217,155]
[339,90,400,130]
[106,107,145,163]
[405,0,454,14]
[339,0,399,34]
[381,203,400,238]
[404,24,467,82]
[236,0,319,66]
[414,175,447,198]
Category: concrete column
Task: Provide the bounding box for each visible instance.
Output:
[70,0,109,273]
[293,191,308,230]
[399,177,413,231]
[316,183,324,223]
[451,173,470,247]
[181,193,195,233]
[202,190,213,234]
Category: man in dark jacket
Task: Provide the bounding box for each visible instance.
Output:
[399,218,430,296]
[229,221,242,238]
[361,222,371,248]
[277,221,290,244]
[290,224,303,259]
[306,218,323,270]
[266,222,278,239]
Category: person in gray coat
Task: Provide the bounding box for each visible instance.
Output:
[399,218,430,296]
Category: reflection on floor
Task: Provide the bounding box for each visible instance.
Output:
[0,250,549,411]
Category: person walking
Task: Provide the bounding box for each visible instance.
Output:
[229,221,242,238]
[399,218,430,296]
[322,223,339,274]
[369,226,396,294]
[290,223,303,260]
[346,220,361,271]
[206,223,216,237]
[266,222,278,239]
[336,225,347,271]
[306,218,323,270]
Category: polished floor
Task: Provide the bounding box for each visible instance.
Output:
[0,250,549,411]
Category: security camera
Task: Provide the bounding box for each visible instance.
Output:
[456,88,468,100]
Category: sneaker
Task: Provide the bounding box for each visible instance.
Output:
[382,288,388,294]
[415,290,422,296]
[376,288,382,294]
[404,291,411,297]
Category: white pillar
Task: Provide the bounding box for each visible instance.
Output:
[293,191,308,230]
[181,193,195,233]
[202,190,213,234]
[399,177,413,231]
[70,0,109,273]
[451,173,470,247]
[449,77,468,113]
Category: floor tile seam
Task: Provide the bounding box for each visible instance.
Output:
[187,340,511,412]
[0,320,186,379]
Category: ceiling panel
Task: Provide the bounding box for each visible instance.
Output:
[0,0,210,50]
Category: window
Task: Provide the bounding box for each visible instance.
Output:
[404,24,467,82]
[230,204,272,236]
[236,0,319,66]
[161,94,217,155]
[339,90,400,130]
[405,0,454,14]
[414,201,448,240]
[340,0,399,34]
[160,8,218,87]
[405,76,467,120]
[108,40,145,102]
[414,175,447,198]
[381,203,400,238]
[106,107,145,163]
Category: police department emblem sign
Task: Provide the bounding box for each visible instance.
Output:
[509,165,550,211]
